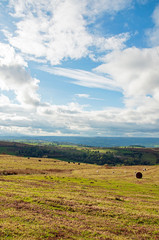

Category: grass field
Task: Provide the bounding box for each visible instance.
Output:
[0,155,159,239]
[59,145,117,154]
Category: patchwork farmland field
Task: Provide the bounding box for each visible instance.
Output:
[0,155,159,239]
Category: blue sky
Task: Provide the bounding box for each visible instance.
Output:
[0,0,159,137]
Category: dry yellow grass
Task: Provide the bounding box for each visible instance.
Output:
[0,155,159,239]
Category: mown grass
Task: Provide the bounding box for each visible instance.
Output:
[0,155,159,239]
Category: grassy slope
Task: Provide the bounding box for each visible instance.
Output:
[1,141,159,165]
[0,155,159,240]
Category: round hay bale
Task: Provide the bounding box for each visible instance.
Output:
[136,172,142,179]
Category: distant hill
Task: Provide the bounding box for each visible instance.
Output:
[0,136,159,148]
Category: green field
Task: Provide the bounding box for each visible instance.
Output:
[0,155,159,239]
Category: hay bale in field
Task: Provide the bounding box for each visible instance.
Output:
[136,172,142,179]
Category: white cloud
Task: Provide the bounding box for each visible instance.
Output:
[41,66,120,91]
[0,42,26,66]
[0,64,41,106]
[84,0,132,16]
[147,4,159,47]
[4,0,132,65]
[8,0,132,18]
[0,125,71,137]
[7,0,92,64]
[38,104,159,136]
[0,42,41,107]
[0,94,11,106]
[75,93,104,101]
[95,46,159,108]
[9,16,47,58]
[0,90,159,137]
[75,94,90,99]
[93,33,130,52]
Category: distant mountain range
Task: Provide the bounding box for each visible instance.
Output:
[0,136,159,148]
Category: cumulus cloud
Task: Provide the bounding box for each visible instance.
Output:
[0,43,41,107]
[0,42,26,66]
[7,0,92,64]
[4,0,132,64]
[95,46,159,108]
[93,33,130,52]
[0,65,40,105]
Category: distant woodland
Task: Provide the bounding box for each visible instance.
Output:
[0,141,159,166]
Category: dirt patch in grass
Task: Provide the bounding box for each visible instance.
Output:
[0,168,72,175]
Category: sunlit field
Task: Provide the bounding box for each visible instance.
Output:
[0,155,159,239]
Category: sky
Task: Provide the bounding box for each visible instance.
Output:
[0,0,159,137]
